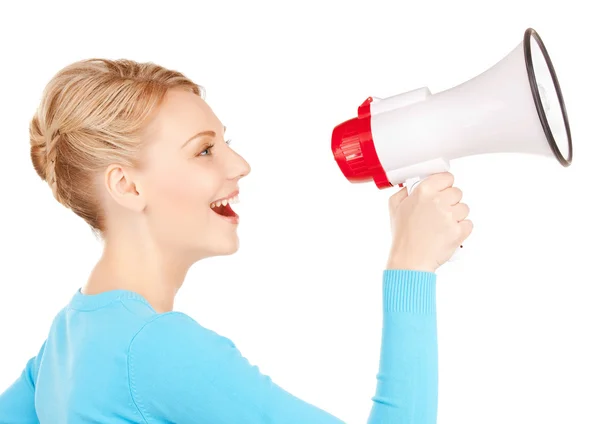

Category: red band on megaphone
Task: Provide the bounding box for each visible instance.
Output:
[331,97,392,189]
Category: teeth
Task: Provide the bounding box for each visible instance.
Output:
[210,195,239,208]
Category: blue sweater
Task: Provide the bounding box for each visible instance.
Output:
[0,270,438,423]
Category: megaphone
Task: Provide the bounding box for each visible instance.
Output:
[331,27,572,261]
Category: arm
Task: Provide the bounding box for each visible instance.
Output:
[368,270,438,423]
[0,342,46,424]
[128,270,438,423]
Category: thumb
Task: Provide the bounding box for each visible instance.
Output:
[389,186,409,207]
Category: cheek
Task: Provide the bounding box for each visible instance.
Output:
[145,160,220,219]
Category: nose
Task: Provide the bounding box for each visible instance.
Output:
[225,146,251,181]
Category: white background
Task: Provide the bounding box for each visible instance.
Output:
[1,1,598,423]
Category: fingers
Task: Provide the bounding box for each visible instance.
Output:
[439,186,463,205]
[458,219,474,242]
[417,172,455,194]
[451,202,470,221]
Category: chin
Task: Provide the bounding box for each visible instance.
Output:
[215,238,240,256]
[195,235,240,259]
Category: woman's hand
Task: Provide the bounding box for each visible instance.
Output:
[386,172,473,273]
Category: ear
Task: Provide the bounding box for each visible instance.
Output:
[104,164,146,212]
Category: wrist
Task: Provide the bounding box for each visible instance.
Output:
[386,252,437,274]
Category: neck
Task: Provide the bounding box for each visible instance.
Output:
[82,230,193,313]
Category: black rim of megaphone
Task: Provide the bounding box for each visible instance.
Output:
[524,28,573,167]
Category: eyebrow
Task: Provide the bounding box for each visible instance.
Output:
[180,126,227,148]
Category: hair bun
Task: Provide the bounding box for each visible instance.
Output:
[30,114,60,199]
[30,114,49,181]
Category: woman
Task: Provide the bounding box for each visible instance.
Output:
[0,59,472,423]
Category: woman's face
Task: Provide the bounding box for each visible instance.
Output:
[133,88,251,259]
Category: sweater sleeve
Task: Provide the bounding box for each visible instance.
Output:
[128,270,438,424]
[0,341,46,424]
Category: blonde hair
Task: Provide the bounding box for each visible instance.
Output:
[30,58,203,232]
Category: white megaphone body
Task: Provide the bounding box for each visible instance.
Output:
[331,27,572,261]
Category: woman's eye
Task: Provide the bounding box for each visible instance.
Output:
[197,144,215,157]
[196,139,229,157]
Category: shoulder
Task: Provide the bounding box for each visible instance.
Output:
[129,311,234,353]
[127,311,237,382]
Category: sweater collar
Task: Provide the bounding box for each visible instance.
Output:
[68,288,154,311]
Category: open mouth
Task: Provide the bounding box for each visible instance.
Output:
[210,193,239,219]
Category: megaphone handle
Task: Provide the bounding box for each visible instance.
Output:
[405,176,463,262]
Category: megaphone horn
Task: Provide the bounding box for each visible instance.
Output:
[331,27,573,190]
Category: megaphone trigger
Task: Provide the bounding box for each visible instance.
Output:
[405,177,423,195]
